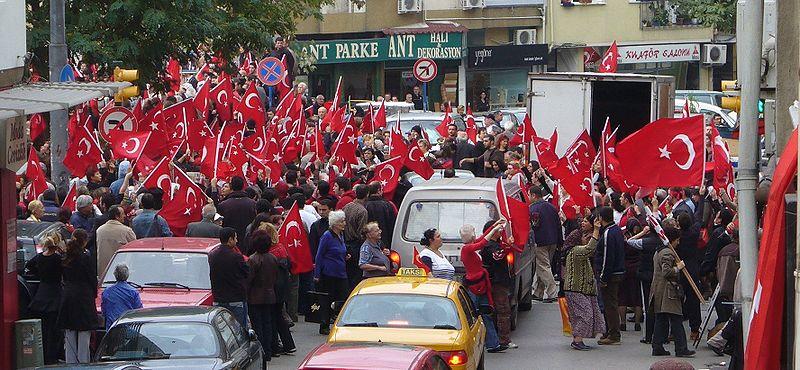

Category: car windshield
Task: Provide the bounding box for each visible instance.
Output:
[338,294,461,330]
[102,252,210,289]
[404,201,499,241]
[97,322,219,361]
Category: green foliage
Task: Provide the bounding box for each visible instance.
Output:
[671,0,736,34]
[26,0,328,89]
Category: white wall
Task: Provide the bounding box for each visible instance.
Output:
[0,0,26,71]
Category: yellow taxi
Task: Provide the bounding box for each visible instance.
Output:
[328,268,487,370]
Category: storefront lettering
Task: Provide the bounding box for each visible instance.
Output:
[473,49,492,66]
[618,43,700,64]
[388,34,417,58]
[304,44,332,61]
[429,32,449,43]
[335,41,380,60]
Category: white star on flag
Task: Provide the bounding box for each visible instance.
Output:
[658,145,671,159]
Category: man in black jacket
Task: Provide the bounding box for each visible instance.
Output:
[364,182,396,248]
[208,227,250,327]
[218,176,257,250]
[595,206,626,345]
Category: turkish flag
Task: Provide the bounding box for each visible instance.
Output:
[549,131,595,208]
[681,99,691,118]
[598,41,619,73]
[583,47,601,68]
[262,130,284,183]
[63,125,103,176]
[413,247,431,274]
[142,157,174,200]
[326,107,346,132]
[276,55,293,100]
[210,74,234,122]
[746,128,797,370]
[166,57,181,92]
[711,126,736,200]
[110,130,154,160]
[139,102,167,133]
[616,116,705,187]
[25,146,48,202]
[29,114,46,141]
[435,112,452,138]
[159,166,208,237]
[330,116,358,164]
[533,129,559,170]
[234,83,265,128]
[388,115,409,158]
[131,98,145,123]
[404,143,435,180]
[162,99,193,143]
[309,123,327,161]
[279,202,314,274]
[361,104,374,133]
[281,118,305,164]
[242,127,269,157]
[371,156,404,194]
[374,101,387,130]
[61,181,78,211]
[187,118,215,153]
[465,106,478,144]
[246,152,273,184]
[194,78,211,119]
[599,118,636,194]
[509,113,535,146]
[495,179,529,252]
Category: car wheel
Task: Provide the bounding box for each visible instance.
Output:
[477,349,485,370]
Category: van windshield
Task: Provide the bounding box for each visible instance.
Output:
[404,201,499,242]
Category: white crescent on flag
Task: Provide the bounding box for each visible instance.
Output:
[670,134,696,170]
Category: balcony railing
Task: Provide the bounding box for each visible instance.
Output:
[638,0,704,29]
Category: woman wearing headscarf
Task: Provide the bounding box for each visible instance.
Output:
[418,228,455,280]
[561,215,605,351]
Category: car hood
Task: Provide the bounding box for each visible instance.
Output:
[38,357,224,369]
[96,288,212,312]
[331,327,462,351]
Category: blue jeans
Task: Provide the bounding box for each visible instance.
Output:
[215,301,248,329]
[468,291,500,349]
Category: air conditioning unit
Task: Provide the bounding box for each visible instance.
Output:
[397,0,421,14]
[701,44,727,66]
[349,0,366,13]
[514,29,537,45]
[462,0,486,9]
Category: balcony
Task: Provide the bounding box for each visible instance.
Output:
[638,0,704,29]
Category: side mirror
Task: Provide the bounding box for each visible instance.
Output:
[248,329,258,342]
[477,304,494,315]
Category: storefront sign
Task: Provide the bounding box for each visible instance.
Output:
[467,44,548,69]
[617,43,701,64]
[298,32,462,64]
[0,115,27,172]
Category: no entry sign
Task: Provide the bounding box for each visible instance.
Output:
[99,106,137,142]
[258,57,285,86]
[413,58,438,83]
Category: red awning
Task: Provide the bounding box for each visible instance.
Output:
[383,21,467,35]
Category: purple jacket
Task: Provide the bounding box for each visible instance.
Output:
[528,200,563,247]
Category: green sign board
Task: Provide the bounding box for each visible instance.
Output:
[298,32,462,64]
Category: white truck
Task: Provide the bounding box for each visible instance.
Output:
[527,72,675,156]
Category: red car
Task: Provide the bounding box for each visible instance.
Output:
[96,237,220,318]
[298,342,451,370]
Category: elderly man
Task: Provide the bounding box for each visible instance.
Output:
[96,206,136,275]
[186,204,223,238]
[70,195,96,232]
[101,264,143,330]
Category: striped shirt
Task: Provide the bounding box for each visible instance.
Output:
[419,248,455,281]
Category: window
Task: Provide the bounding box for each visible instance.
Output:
[403,201,499,242]
[221,312,247,348]
[338,294,461,329]
[102,252,210,289]
[96,322,219,360]
[214,314,237,356]
[427,355,451,370]
[457,288,477,327]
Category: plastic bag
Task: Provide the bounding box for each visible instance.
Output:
[559,296,572,336]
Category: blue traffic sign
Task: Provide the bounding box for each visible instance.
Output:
[257,57,284,86]
[59,64,75,82]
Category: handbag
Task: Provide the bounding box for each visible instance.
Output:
[305,290,330,324]
[558,296,572,336]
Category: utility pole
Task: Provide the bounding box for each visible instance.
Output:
[735,0,764,344]
[48,0,69,187]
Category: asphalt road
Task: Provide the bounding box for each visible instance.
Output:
[267,301,731,370]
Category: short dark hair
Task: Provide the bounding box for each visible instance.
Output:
[140,193,155,210]
[663,226,681,243]
[108,205,123,220]
[230,176,245,191]
[256,199,271,214]
[262,188,278,204]
[42,189,57,203]
[354,184,369,200]
[290,192,306,207]
[529,185,545,198]
[598,206,614,223]
[367,181,381,196]
[483,220,497,233]
[285,170,298,185]
[318,180,331,196]
[318,198,335,210]
[219,227,237,245]
[335,177,352,191]
[677,213,693,230]
[443,168,455,178]
[248,229,273,254]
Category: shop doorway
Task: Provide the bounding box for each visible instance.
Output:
[385,68,417,101]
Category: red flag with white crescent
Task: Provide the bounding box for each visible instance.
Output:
[159,166,208,237]
[61,181,78,211]
[370,156,404,194]
[63,125,103,176]
[279,202,314,274]
[234,82,265,128]
[25,146,48,202]
[142,156,174,200]
[389,114,408,159]
[598,41,619,73]
[29,114,46,141]
[210,74,234,122]
[495,179,529,251]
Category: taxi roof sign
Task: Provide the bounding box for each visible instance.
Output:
[396,267,427,277]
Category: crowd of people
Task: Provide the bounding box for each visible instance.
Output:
[15,37,748,369]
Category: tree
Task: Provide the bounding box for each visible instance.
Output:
[672,0,736,34]
[26,0,328,89]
